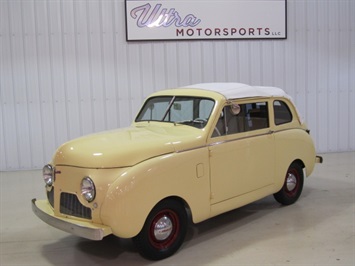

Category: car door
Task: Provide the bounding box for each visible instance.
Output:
[208,100,275,206]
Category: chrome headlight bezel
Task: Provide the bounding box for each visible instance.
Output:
[43,164,54,187]
[81,177,96,202]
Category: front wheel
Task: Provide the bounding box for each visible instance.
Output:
[133,199,188,260]
[274,162,304,205]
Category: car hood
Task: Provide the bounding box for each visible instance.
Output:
[52,123,205,168]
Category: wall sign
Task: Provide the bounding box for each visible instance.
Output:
[125,0,287,41]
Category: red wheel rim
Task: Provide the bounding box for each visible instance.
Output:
[284,168,300,197]
[149,209,180,250]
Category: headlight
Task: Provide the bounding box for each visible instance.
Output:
[81,177,96,202]
[43,164,54,186]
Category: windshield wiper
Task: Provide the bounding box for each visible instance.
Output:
[175,118,207,127]
[161,96,176,122]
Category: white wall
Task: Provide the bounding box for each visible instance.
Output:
[1,0,354,171]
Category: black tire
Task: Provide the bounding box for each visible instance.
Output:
[133,199,188,260]
[274,162,304,205]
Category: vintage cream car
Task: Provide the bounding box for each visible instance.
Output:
[32,83,322,260]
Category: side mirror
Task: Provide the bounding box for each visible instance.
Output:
[230,104,241,115]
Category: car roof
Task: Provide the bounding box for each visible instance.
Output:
[180,83,290,100]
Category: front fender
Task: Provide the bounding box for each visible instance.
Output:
[100,148,210,238]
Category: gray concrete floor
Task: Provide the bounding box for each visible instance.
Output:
[1,152,354,265]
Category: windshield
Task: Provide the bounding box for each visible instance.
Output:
[135,96,215,129]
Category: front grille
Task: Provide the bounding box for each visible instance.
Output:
[47,188,54,208]
[60,192,92,219]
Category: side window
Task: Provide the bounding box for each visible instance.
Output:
[243,102,269,131]
[273,100,293,125]
[212,101,269,137]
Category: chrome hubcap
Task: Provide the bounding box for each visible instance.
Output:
[286,173,297,191]
[154,215,173,241]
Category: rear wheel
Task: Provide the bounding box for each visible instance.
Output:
[274,162,304,205]
[133,199,187,260]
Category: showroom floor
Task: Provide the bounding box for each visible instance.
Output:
[0,152,354,266]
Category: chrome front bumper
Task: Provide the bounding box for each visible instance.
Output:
[32,198,112,241]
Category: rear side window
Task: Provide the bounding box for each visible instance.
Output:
[273,100,293,125]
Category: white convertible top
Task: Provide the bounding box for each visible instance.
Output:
[181,83,290,100]
[181,82,304,123]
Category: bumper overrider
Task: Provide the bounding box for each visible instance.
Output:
[32,198,112,240]
[316,155,323,164]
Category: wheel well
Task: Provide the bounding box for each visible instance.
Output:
[292,159,305,169]
[157,196,193,224]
